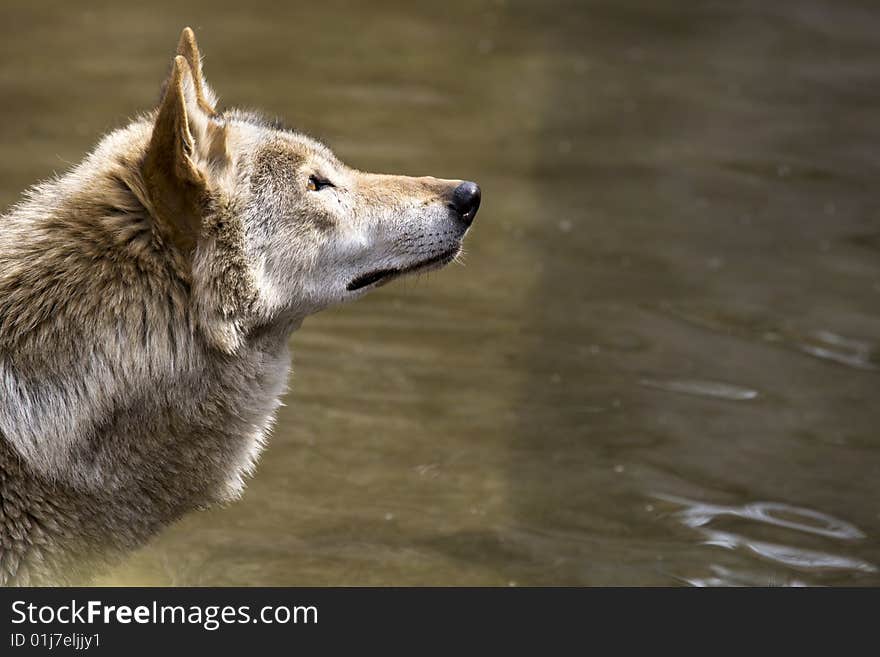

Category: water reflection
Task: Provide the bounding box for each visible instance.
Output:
[657,494,876,584]
[656,494,865,540]
[700,529,876,573]
[685,565,809,588]
[660,304,880,373]
[0,0,878,586]
[797,331,880,372]
[639,379,759,401]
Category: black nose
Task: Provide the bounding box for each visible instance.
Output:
[450,181,481,226]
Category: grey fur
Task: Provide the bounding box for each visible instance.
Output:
[0,29,477,585]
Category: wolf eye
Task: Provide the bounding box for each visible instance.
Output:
[307,175,334,192]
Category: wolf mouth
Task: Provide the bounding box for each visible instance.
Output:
[346,246,460,292]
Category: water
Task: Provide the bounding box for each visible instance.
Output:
[1,0,879,586]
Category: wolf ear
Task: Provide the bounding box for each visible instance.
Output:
[142,56,207,254]
[143,52,228,255]
[175,26,219,115]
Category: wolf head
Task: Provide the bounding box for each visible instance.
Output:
[142,28,480,352]
[0,27,480,494]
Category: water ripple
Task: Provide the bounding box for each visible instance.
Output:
[639,378,759,401]
[684,564,809,587]
[655,494,865,540]
[699,529,877,573]
[796,330,879,371]
[655,493,876,582]
[657,303,880,373]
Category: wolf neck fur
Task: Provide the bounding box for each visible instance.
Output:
[0,120,293,585]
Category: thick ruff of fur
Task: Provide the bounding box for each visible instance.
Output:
[0,124,290,582]
[0,29,477,585]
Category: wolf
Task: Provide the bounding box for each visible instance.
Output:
[0,28,480,585]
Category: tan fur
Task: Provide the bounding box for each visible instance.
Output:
[175,27,219,116]
[0,28,479,585]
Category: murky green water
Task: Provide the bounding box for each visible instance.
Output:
[2,0,879,585]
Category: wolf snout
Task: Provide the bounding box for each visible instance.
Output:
[449,181,481,227]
